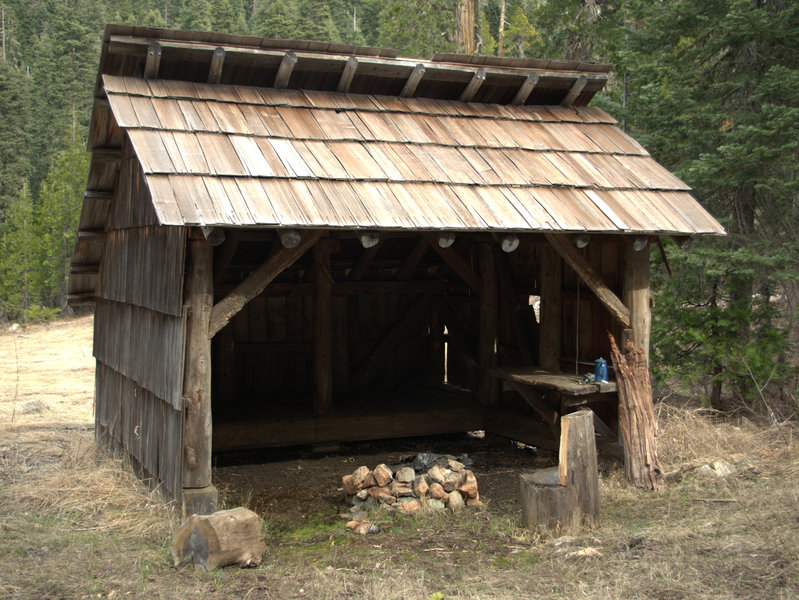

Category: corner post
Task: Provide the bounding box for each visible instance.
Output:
[182,237,217,515]
[622,240,651,364]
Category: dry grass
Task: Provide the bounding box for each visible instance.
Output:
[1,317,798,599]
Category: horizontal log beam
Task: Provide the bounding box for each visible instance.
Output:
[544,233,631,328]
[209,230,323,337]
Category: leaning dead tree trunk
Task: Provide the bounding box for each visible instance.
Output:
[608,333,664,491]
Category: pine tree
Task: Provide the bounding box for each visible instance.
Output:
[296,0,341,42]
[250,0,300,39]
[377,0,456,58]
[0,57,31,218]
[0,184,35,321]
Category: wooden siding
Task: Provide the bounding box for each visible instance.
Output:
[102,74,725,236]
[94,300,186,409]
[95,362,183,499]
[99,226,186,316]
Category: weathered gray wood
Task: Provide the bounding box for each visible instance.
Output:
[274,51,297,88]
[545,233,631,329]
[510,381,557,425]
[278,229,302,248]
[561,74,588,107]
[313,239,334,415]
[336,56,358,93]
[519,409,598,534]
[144,41,161,79]
[622,240,651,364]
[511,72,539,105]
[182,239,214,490]
[478,243,499,405]
[558,410,599,523]
[358,232,380,248]
[172,507,266,571]
[400,64,425,97]
[209,230,323,337]
[458,68,486,102]
[609,334,664,491]
[490,366,617,396]
[207,47,225,84]
[539,241,562,371]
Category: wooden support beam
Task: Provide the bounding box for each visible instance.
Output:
[395,237,429,280]
[539,241,562,371]
[313,239,334,415]
[511,72,539,105]
[274,51,298,89]
[213,230,240,285]
[69,265,100,275]
[544,233,631,329]
[458,68,486,102]
[400,64,425,98]
[209,230,323,337]
[510,381,557,425]
[358,232,380,248]
[67,293,96,306]
[207,47,226,84]
[92,148,122,163]
[144,41,161,79]
[622,240,651,363]
[350,293,435,390]
[336,56,358,93]
[182,239,214,492]
[478,244,499,405]
[561,74,588,107]
[278,229,302,248]
[425,234,482,296]
[348,241,381,281]
[495,248,536,365]
[77,229,106,242]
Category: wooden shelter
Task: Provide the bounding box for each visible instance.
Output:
[69,25,724,513]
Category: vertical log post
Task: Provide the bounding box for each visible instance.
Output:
[182,238,217,515]
[609,334,664,491]
[622,240,651,365]
[314,239,333,415]
[478,243,499,405]
[539,241,562,371]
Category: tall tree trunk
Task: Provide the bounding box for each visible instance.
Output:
[497,0,506,56]
[456,0,479,54]
[709,282,723,409]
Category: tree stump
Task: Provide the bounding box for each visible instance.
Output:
[519,410,599,534]
[608,333,665,491]
[171,507,266,570]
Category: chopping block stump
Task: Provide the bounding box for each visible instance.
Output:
[519,409,599,534]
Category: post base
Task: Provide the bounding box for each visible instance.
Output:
[182,485,219,517]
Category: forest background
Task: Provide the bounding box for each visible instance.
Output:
[0,0,797,413]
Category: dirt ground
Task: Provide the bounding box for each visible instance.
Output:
[2,316,799,600]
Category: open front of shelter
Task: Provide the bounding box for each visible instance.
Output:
[69,25,724,514]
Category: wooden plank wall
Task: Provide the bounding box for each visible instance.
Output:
[94,136,187,501]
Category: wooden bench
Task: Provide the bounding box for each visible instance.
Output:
[489,366,618,444]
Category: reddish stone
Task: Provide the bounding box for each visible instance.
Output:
[351,465,371,487]
[342,474,359,496]
[458,470,479,499]
[373,464,393,487]
[413,474,429,498]
[428,482,449,502]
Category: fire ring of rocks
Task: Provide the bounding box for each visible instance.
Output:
[340,454,483,533]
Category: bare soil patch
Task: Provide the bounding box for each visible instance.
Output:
[2,317,798,600]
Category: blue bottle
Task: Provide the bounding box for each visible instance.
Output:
[594,358,608,382]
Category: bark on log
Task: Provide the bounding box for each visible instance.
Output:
[608,333,665,491]
[519,410,598,534]
[172,507,266,571]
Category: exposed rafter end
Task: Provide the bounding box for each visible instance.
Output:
[358,232,380,248]
[207,47,226,84]
[671,235,694,251]
[561,74,588,107]
[68,293,96,306]
[573,234,590,249]
[400,64,425,98]
[438,233,456,248]
[336,56,358,93]
[274,52,298,89]
[144,41,162,79]
[92,147,122,163]
[458,68,486,102]
[633,236,649,252]
[495,233,519,253]
[510,72,539,105]
[202,226,225,246]
[278,229,302,248]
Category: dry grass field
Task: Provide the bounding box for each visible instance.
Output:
[1,317,798,600]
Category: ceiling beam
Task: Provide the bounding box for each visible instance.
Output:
[510,72,539,105]
[400,64,426,98]
[561,74,588,107]
[336,56,358,93]
[273,52,298,89]
[207,47,225,84]
[458,68,486,102]
[143,41,161,79]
